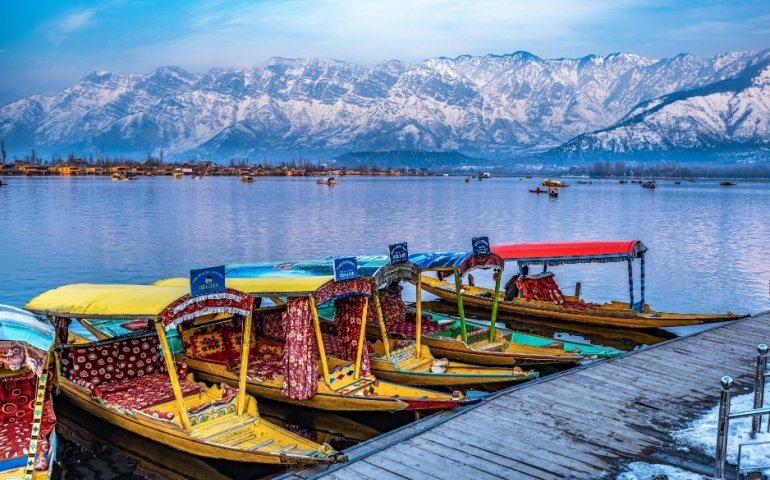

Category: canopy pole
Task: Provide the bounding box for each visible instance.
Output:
[236,310,253,415]
[354,297,369,379]
[627,256,635,310]
[153,321,191,431]
[415,271,422,359]
[372,287,391,361]
[639,252,644,313]
[489,268,502,342]
[453,268,468,343]
[309,295,332,387]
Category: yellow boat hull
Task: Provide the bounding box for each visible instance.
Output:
[181,355,467,412]
[364,323,586,367]
[368,343,538,387]
[419,275,746,329]
[57,378,346,465]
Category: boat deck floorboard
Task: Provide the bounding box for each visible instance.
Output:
[280,312,770,479]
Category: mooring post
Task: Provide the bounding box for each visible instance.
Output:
[753,344,768,437]
[715,376,734,479]
[574,282,581,299]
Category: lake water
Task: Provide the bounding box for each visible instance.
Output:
[2,175,769,314]
[2,174,770,478]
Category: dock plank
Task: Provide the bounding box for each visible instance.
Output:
[283,313,770,480]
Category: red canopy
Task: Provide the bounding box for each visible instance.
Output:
[491,241,646,263]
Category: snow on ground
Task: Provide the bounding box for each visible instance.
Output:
[616,386,770,479]
[617,462,707,480]
[673,384,770,474]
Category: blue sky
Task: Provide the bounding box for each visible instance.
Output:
[2,0,769,97]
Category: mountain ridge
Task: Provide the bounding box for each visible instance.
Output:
[1,49,768,162]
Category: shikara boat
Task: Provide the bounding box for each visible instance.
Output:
[316,177,337,185]
[542,179,569,188]
[226,255,596,367]
[225,259,540,387]
[418,241,747,329]
[241,176,255,183]
[24,284,346,465]
[151,275,477,412]
[0,305,56,480]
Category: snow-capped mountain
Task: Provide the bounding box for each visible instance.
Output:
[552,54,770,158]
[1,50,768,161]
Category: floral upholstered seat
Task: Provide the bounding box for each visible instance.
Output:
[0,372,55,470]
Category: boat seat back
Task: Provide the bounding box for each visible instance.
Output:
[58,334,168,387]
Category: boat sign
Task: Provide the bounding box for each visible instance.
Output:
[333,257,358,282]
[190,266,226,297]
[472,236,490,256]
[389,242,409,264]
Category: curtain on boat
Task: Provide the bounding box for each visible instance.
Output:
[333,296,371,377]
[371,284,406,326]
[281,298,318,400]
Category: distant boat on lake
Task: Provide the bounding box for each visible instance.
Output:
[720,180,736,186]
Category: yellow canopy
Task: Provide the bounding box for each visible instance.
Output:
[24,284,190,319]
[152,276,336,298]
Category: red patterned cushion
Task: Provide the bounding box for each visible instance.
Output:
[230,355,284,379]
[223,328,258,360]
[0,373,35,427]
[98,373,203,410]
[386,321,449,339]
[0,373,54,469]
[191,331,230,364]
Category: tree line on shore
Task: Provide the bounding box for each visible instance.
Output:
[568,160,770,179]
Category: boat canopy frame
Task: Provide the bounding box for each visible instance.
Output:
[491,240,649,312]
[157,275,375,390]
[25,284,256,431]
[409,251,505,343]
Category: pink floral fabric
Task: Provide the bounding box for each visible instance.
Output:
[333,297,371,377]
[281,298,317,400]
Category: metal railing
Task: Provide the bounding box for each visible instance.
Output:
[714,344,770,479]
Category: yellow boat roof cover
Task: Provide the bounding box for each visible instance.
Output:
[25,284,191,319]
[153,276,336,297]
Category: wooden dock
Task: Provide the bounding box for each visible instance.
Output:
[281,312,770,479]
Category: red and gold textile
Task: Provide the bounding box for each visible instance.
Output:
[158,289,253,331]
[191,330,231,364]
[375,292,406,326]
[516,274,564,304]
[316,278,372,305]
[333,297,370,377]
[281,298,317,400]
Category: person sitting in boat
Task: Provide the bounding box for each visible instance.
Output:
[504,265,529,301]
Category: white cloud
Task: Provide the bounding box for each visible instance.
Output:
[47,9,96,45]
[61,10,95,33]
